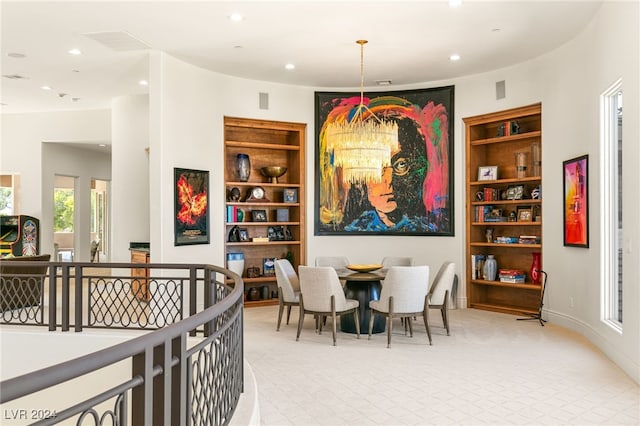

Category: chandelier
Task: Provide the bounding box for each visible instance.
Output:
[325,40,399,184]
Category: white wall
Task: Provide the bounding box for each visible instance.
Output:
[111,94,150,261]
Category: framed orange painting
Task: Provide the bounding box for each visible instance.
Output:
[563,155,588,247]
[174,167,210,246]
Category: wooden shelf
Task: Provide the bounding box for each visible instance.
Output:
[470,130,542,146]
[469,176,541,186]
[471,222,541,226]
[472,199,541,206]
[470,242,542,249]
[226,241,302,247]
[224,116,307,308]
[471,279,542,290]
[244,299,279,307]
[468,302,538,316]
[464,103,543,315]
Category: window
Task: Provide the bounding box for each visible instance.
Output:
[0,174,19,215]
[600,79,622,329]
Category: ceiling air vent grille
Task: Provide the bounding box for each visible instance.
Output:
[3,74,28,80]
[82,31,151,51]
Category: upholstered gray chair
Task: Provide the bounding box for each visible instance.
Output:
[369,265,432,348]
[381,256,413,267]
[315,256,350,269]
[297,266,360,346]
[274,259,300,331]
[428,261,456,336]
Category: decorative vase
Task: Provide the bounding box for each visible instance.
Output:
[226,252,245,277]
[483,254,497,281]
[247,287,260,301]
[237,153,251,182]
[261,285,270,300]
[530,252,542,284]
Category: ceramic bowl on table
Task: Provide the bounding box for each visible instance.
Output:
[346,264,383,273]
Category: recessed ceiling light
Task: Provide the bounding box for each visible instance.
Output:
[41,85,52,90]
[376,80,392,86]
[7,52,26,58]
[139,80,149,86]
[449,54,461,61]
[68,48,82,55]
[285,63,295,70]
[98,144,106,147]
[449,0,463,7]
[229,13,243,22]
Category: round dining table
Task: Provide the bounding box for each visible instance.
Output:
[335,268,387,334]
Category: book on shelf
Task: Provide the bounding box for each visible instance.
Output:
[498,268,526,283]
[499,276,526,283]
[518,235,540,244]
[471,254,486,280]
[495,236,518,244]
[483,187,498,202]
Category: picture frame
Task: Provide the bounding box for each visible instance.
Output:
[563,155,589,247]
[238,228,249,241]
[506,184,525,200]
[517,205,533,222]
[314,86,455,237]
[262,257,276,276]
[174,168,210,246]
[283,188,298,203]
[478,166,498,181]
[251,209,268,222]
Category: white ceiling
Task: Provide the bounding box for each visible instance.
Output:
[1,1,603,114]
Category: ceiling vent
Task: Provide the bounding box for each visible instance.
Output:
[82,31,151,51]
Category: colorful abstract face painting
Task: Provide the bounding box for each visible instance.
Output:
[314,86,454,236]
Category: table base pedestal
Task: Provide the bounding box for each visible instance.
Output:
[341,280,385,334]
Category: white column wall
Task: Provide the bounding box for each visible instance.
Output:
[111,94,150,261]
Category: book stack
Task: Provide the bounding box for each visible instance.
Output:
[518,235,540,244]
[495,236,518,244]
[474,205,492,222]
[483,187,498,201]
[226,206,243,222]
[499,269,526,283]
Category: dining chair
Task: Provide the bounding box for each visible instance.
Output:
[274,259,300,331]
[369,265,432,348]
[381,256,413,267]
[427,261,456,336]
[314,256,350,269]
[296,266,360,346]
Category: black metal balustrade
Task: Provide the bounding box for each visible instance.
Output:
[0,261,244,425]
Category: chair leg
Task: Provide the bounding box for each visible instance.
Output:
[277,296,285,331]
[368,309,375,340]
[331,295,337,346]
[286,305,292,325]
[354,307,360,339]
[296,296,304,341]
[423,295,432,345]
[407,315,414,337]
[387,297,394,348]
[442,305,450,336]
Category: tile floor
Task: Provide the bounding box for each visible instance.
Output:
[243,306,640,425]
